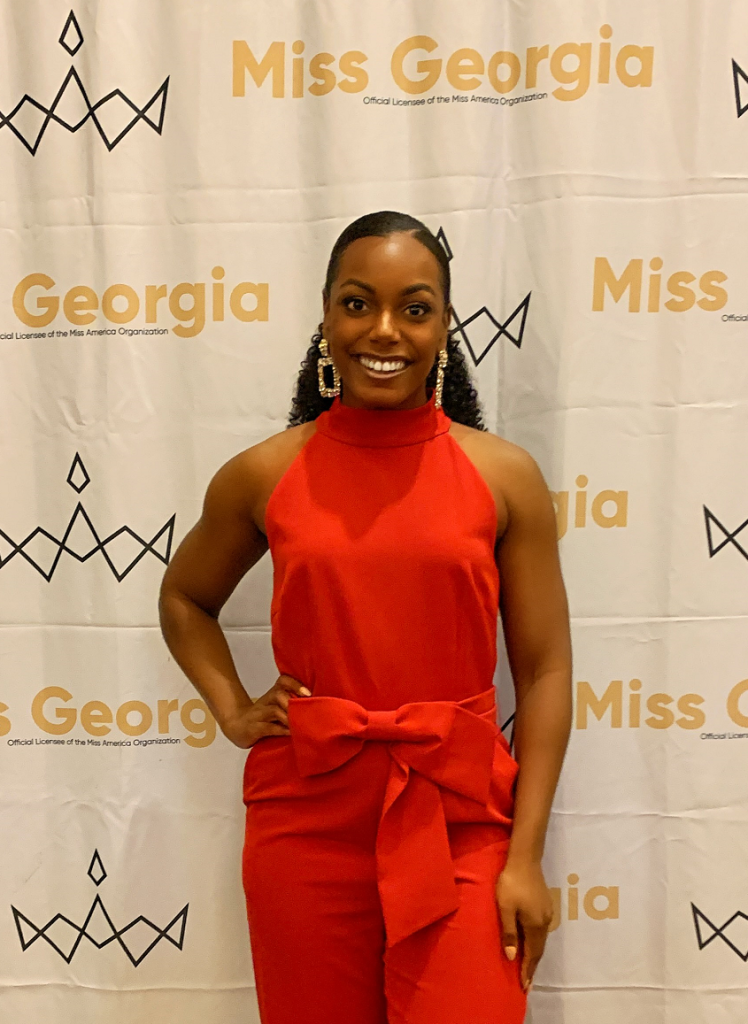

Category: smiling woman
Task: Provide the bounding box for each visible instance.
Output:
[158,211,572,1024]
[289,211,484,427]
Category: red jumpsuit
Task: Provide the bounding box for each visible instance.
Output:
[243,396,525,1024]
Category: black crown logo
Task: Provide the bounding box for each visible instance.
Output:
[0,10,169,154]
[704,506,748,562]
[733,59,748,119]
[0,453,175,581]
[436,228,531,365]
[692,903,748,961]
[12,850,189,966]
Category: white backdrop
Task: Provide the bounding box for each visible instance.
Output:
[1,2,748,1021]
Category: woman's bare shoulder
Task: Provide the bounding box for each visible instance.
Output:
[450,421,544,484]
[448,422,552,536]
[204,421,317,527]
[231,421,317,480]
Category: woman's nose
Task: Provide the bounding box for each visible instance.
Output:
[372,307,398,341]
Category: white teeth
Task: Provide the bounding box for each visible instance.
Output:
[359,356,406,373]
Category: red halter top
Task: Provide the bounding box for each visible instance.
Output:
[250,398,515,947]
[265,395,500,710]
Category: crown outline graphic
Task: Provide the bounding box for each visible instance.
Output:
[0,9,169,154]
[11,850,189,966]
[733,59,748,119]
[692,903,748,961]
[0,453,175,581]
[703,505,748,562]
[436,227,531,365]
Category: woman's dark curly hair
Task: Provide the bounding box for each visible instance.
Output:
[288,211,486,430]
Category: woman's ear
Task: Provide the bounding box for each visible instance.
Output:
[443,303,453,332]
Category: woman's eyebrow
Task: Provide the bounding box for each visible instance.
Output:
[338,279,437,297]
[339,278,375,292]
[401,283,436,297]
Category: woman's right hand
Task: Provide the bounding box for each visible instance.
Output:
[220,674,312,749]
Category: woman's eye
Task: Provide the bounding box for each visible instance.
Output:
[344,297,367,312]
[406,303,430,316]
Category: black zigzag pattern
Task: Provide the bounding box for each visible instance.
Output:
[436,227,531,364]
[692,903,748,961]
[704,506,748,562]
[0,10,168,153]
[12,851,188,967]
[0,454,175,581]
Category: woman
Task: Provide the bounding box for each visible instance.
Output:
[159,211,572,1024]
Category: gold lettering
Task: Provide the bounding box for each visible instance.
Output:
[391,36,441,94]
[230,282,269,322]
[550,42,592,101]
[158,698,180,733]
[664,271,696,312]
[446,48,484,91]
[598,25,613,83]
[101,284,139,324]
[181,699,216,748]
[13,273,58,327]
[525,45,549,88]
[584,886,619,920]
[593,257,642,312]
[645,693,674,729]
[232,41,285,98]
[338,50,368,93]
[697,271,728,311]
[145,284,167,323]
[63,286,98,326]
[81,700,113,737]
[116,700,153,737]
[591,490,628,528]
[576,680,623,729]
[676,694,706,730]
[727,679,748,728]
[487,51,521,94]
[309,52,336,96]
[32,686,76,735]
[169,283,206,338]
[615,45,654,88]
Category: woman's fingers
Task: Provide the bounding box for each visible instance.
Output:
[257,703,289,727]
[243,676,311,746]
[520,921,548,991]
[276,674,312,698]
[260,722,290,738]
[498,899,519,965]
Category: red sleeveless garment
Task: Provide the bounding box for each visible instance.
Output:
[243,396,525,1024]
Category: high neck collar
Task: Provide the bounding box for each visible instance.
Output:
[315,394,451,448]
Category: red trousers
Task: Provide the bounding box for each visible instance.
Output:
[242,692,526,1024]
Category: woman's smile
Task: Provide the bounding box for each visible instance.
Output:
[351,352,412,380]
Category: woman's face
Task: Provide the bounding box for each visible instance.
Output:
[322,232,451,410]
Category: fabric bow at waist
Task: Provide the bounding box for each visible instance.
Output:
[288,688,504,946]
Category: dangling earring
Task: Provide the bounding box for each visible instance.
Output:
[434,348,448,409]
[317,338,341,398]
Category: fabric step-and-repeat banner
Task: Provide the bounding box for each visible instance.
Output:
[1,1,747,1021]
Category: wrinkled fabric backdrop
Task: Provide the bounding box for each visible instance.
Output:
[1,1,747,1022]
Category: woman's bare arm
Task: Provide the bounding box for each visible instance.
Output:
[495,445,572,869]
[159,452,268,728]
[158,425,315,739]
[452,426,572,990]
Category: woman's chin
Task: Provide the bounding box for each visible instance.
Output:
[342,380,427,410]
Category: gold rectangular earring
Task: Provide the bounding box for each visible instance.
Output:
[317,338,341,398]
[434,349,448,408]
